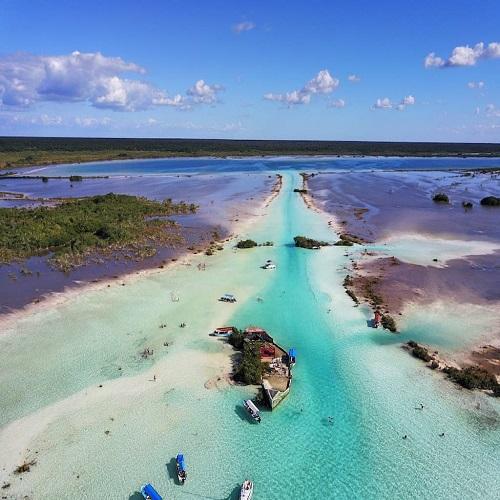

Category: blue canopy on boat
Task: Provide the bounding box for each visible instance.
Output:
[177,453,186,471]
[141,483,163,500]
[289,348,297,358]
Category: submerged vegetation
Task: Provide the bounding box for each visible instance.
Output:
[294,235,329,249]
[0,193,197,270]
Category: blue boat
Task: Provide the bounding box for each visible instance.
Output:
[141,483,163,500]
[176,453,187,484]
[288,348,297,366]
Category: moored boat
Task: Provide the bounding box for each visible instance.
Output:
[176,453,187,484]
[141,483,163,500]
[243,399,261,423]
[240,480,254,500]
[262,259,276,270]
[288,348,297,366]
[219,293,237,303]
[210,326,235,337]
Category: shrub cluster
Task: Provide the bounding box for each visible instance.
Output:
[0,193,197,269]
[381,314,397,332]
[294,235,329,249]
[480,196,500,206]
[233,341,264,385]
[443,365,499,392]
[236,239,258,249]
[432,193,449,203]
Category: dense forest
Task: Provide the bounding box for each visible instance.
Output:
[1,136,500,169]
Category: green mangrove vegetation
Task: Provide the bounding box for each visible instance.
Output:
[0,193,197,270]
[480,196,500,206]
[432,193,449,203]
[229,330,264,385]
[381,314,397,332]
[407,341,433,362]
[293,235,329,249]
[236,239,258,249]
[443,366,499,393]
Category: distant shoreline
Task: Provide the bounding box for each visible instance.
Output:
[2,136,500,170]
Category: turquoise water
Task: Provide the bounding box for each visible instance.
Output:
[1,172,499,499]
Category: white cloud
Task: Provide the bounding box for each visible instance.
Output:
[373,97,393,109]
[264,90,311,106]
[264,69,339,107]
[425,42,500,68]
[186,79,224,104]
[467,81,485,89]
[0,51,220,112]
[232,21,256,34]
[329,98,345,108]
[304,70,339,94]
[373,95,415,111]
[424,53,445,68]
[74,116,112,127]
[485,104,500,117]
[348,74,361,82]
[402,95,415,106]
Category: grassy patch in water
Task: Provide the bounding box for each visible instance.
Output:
[0,193,197,270]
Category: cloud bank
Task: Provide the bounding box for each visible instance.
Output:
[0,51,222,111]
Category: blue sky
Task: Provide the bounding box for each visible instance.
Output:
[0,0,499,142]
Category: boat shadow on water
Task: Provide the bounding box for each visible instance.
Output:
[128,492,144,500]
[234,403,255,423]
[166,457,179,483]
[234,403,269,423]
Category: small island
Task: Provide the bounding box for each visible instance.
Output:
[236,239,258,249]
[480,196,500,206]
[404,341,500,397]
[432,193,449,203]
[235,239,274,249]
[293,235,329,249]
[225,326,294,409]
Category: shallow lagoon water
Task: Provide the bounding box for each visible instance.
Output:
[0,167,499,499]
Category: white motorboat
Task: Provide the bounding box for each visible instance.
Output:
[240,480,254,500]
[243,399,261,423]
[262,259,276,270]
